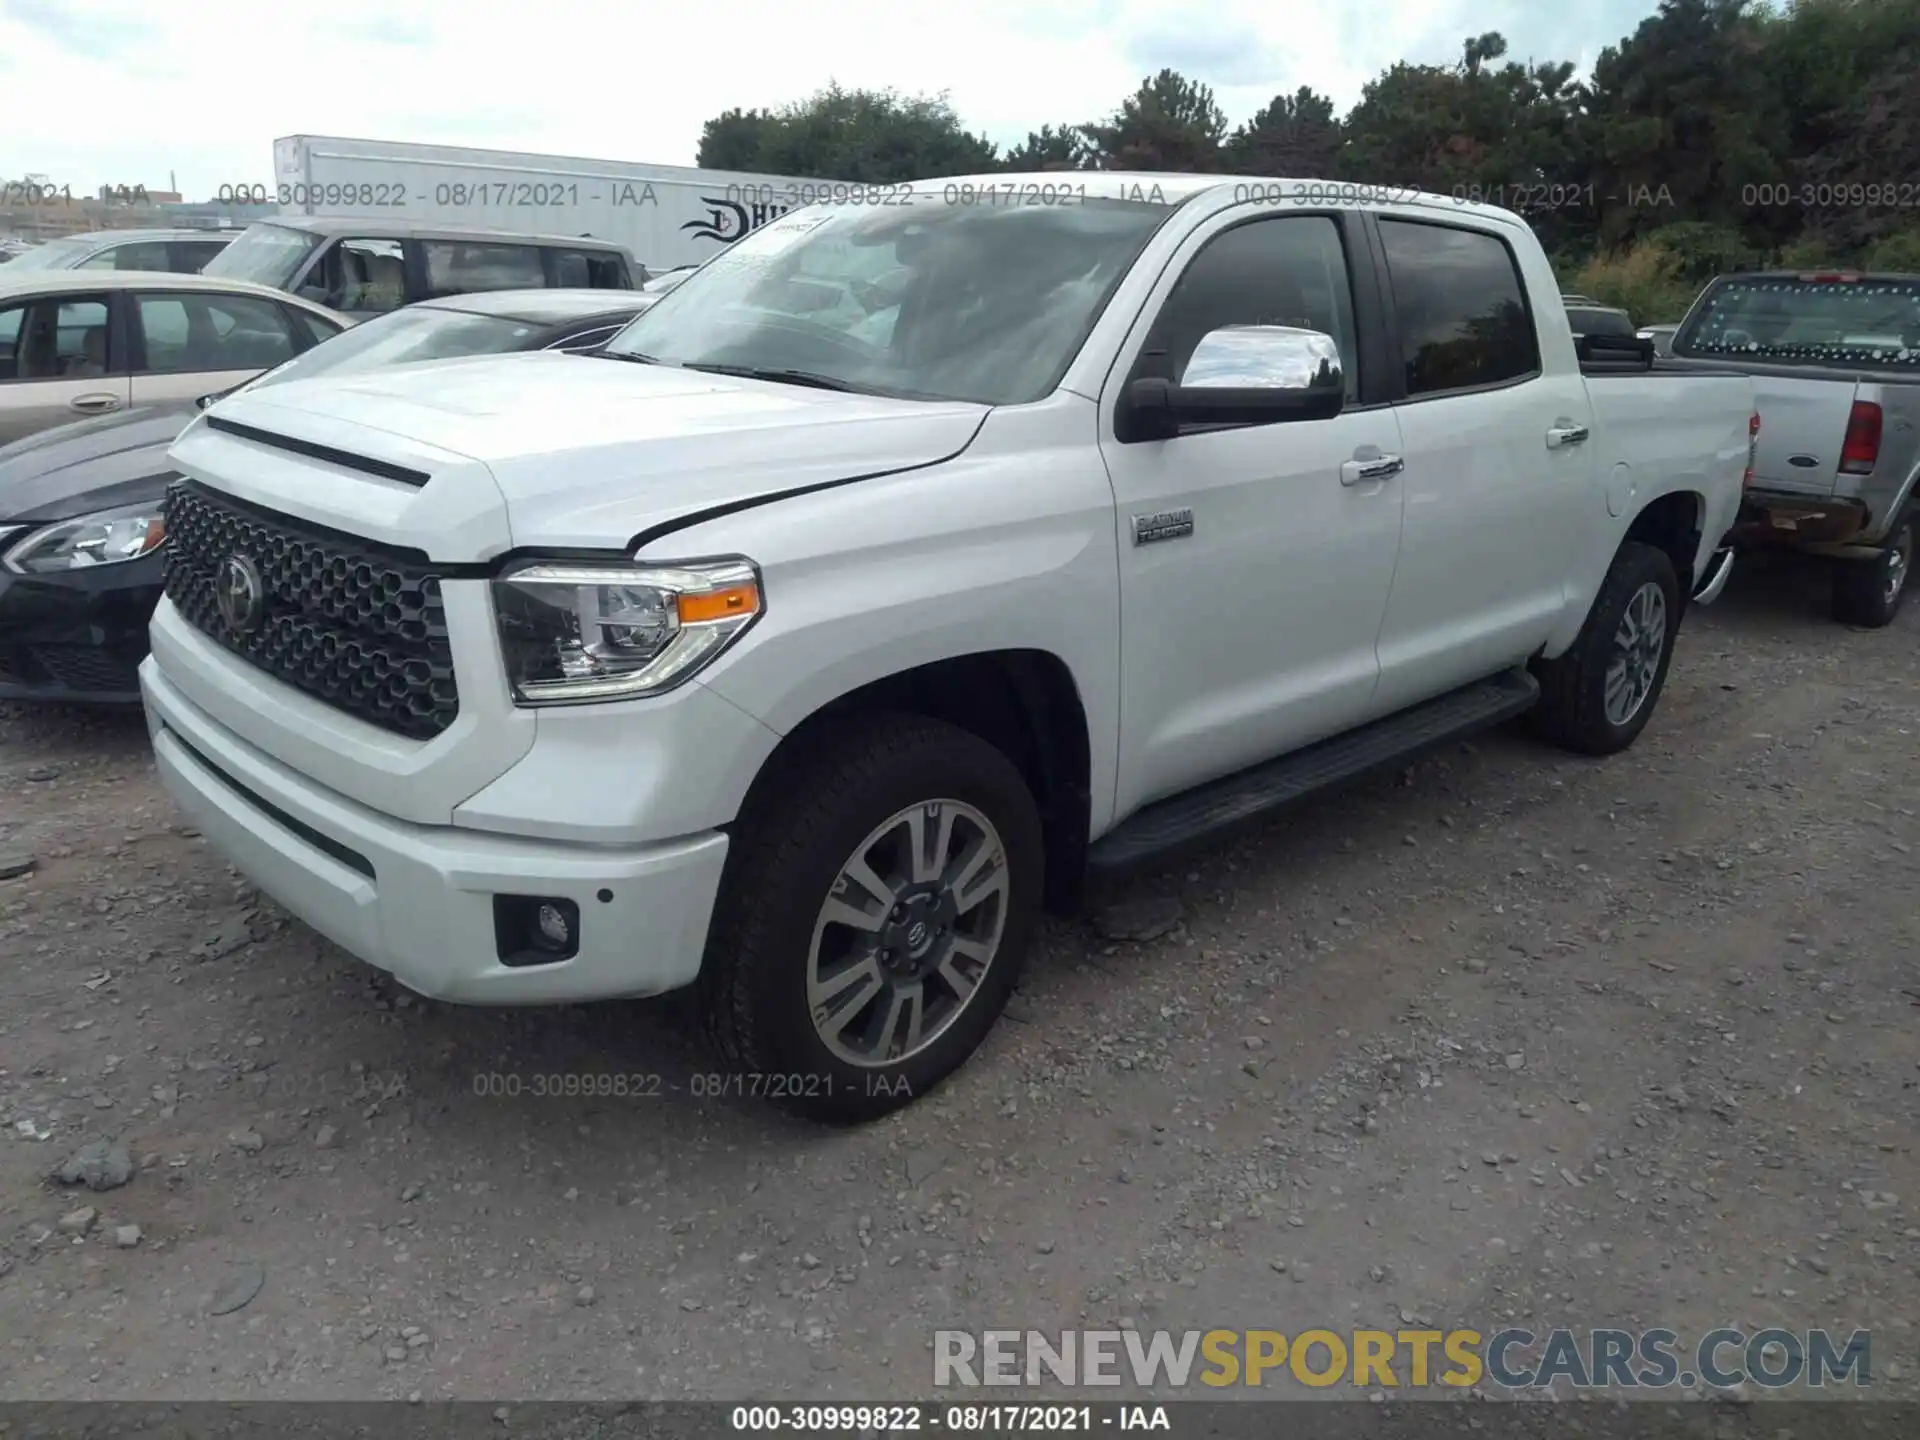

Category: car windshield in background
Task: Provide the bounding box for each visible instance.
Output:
[245,305,545,391]
[1674,277,1920,367]
[200,223,322,287]
[2,237,94,271]
[602,195,1178,405]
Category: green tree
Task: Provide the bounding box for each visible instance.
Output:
[1085,70,1229,171]
[696,109,780,173]
[1223,88,1343,177]
[1581,0,1789,249]
[695,84,999,181]
[1000,124,1100,171]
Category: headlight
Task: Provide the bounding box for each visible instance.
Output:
[2,502,167,574]
[491,558,762,705]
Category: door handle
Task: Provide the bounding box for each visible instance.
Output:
[1340,454,1404,486]
[1546,424,1591,448]
[69,393,121,415]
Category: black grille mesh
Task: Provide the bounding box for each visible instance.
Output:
[163,480,459,739]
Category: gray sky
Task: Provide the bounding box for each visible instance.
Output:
[1,0,1658,198]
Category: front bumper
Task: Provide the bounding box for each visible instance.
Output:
[140,655,731,1005]
[0,550,164,703]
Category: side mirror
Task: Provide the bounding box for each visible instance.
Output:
[1120,325,1344,441]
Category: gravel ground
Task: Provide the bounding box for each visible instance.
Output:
[1,554,1915,1404]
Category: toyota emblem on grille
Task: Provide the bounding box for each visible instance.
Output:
[215,553,266,634]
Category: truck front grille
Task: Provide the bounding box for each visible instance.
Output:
[163,480,459,739]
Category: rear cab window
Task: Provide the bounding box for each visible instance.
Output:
[1674,276,1920,368]
[1376,219,1541,397]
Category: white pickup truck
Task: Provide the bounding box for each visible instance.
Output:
[140,175,1755,1120]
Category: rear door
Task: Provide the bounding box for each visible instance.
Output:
[1366,212,1596,711]
[0,291,131,443]
[128,289,307,408]
[1670,276,1920,497]
[420,239,546,298]
[545,248,632,289]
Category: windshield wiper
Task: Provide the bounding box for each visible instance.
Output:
[597,350,660,365]
[679,362,872,393]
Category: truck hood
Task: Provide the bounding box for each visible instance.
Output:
[205,351,990,553]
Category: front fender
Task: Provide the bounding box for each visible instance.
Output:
[642,398,1124,835]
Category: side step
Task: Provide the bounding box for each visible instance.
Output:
[1086,667,1541,874]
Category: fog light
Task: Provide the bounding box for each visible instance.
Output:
[493,895,581,967]
[536,903,572,949]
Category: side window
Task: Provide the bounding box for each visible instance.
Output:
[137,297,192,370]
[424,242,545,297]
[1136,216,1361,403]
[284,306,343,348]
[135,293,298,373]
[1377,220,1540,397]
[0,302,27,379]
[300,238,407,313]
[551,249,627,289]
[105,241,176,272]
[13,299,115,378]
[172,240,231,273]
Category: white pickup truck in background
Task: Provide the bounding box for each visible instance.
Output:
[138,175,1755,1120]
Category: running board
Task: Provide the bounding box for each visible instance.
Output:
[1087,667,1541,874]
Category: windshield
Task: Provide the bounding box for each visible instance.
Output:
[1674,277,1920,367]
[241,305,544,393]
[201,223,323,287]
[603,194,1177,405]
[4,237,95,271]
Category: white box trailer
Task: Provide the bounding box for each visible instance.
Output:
[269,135,826,275]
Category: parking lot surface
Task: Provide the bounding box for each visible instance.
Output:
[1,556,1915,1401]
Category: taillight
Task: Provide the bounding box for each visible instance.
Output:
[1744,410,1759,487]
[1840,401,1882,475]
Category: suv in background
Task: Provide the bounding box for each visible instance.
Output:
[202,218,639,320]
[2,229,235,275]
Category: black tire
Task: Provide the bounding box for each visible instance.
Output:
[1830,510,1913,628]
[696,711,1044,1123]
[1529,540,1681,757]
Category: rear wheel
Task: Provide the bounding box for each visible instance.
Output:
[1830,510,1912,628]
[1530,541,1681,756]
[697,713,1043,1122]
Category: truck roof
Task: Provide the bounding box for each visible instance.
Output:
[935,172,1526,226]
[259,215,633,251]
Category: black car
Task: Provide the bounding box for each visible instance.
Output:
[0,289,650,704]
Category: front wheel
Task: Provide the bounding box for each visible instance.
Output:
[696,713,1043,1122]
[1830,511,1912,628]
[1530,540,1681,756]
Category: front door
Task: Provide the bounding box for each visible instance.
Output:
[1097,210,1407,820]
